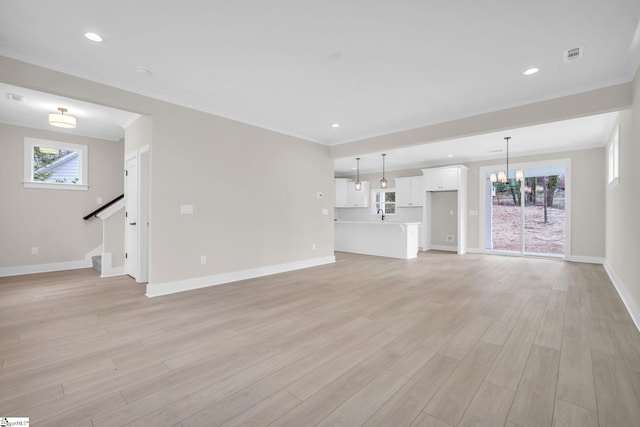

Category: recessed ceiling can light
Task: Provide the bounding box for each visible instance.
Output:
[331,123,340,128]
[136,66,151,76]
[523,67,539,76]
[447,154,454,158]
[84,32,103,42]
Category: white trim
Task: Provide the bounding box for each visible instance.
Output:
[465,247,482,254]
[0,259,91,277]
[428,245,458,252]
[146,256,336,297]
[604,261,640,332]
[565,255,605,264]
[23,182,89,191]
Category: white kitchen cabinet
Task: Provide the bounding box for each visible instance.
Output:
[335,179,369,208]
[335,178,349,207]
[395,176,423,207]
[424,167,459,191]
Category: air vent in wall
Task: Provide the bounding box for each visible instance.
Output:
[563,46,583,63]
[6,93,24,102]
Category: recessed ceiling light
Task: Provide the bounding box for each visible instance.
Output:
[84,32,103,42]
[447,154,454,158]
[331,123,340,128]
[136,66,151,76]
[523,67,539,76]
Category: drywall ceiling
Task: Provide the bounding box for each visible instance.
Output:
[0,83,139,141]
[334,112,619,176]
[0,0,638,145]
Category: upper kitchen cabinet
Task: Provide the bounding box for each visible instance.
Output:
[395,176,424,207]
[335,178,370,208]
[423,166,461,191]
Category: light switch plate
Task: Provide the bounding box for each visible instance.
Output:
[180,205,193,214]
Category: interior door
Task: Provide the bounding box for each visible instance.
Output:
[125,155,138,279]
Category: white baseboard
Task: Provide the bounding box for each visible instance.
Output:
[604,261,640,332]
[146,256,336,297]
[428,245,458,252]
[0,259,92,277]
[566,255,605,264]
[466,247,482,254]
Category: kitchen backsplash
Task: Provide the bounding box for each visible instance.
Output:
[335,207,422,223]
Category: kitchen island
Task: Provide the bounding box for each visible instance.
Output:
[334,221,420,259]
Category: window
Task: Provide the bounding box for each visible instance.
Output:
[608,125,619,185]
[24,137,88,190]
[373,190,395,215]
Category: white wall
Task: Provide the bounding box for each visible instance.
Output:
[605,70,640,326]
[0,56,335,293]
[103,209,125,269]
[0,122,124,273]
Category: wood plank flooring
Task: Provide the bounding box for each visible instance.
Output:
[1,251,640,426]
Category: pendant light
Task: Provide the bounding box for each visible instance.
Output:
[490,137,523,185]
[354,157,362,191]
[49,107,76,129]
[380,154,388,189]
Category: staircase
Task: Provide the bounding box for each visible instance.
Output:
[92,255,102,274]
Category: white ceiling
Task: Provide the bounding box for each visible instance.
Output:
[334,112,619,175]
[0,82,139,141]
[1,0,638,146]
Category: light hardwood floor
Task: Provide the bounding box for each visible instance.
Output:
[1,251,640,426]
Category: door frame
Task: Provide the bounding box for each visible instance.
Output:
[124,145,150,283]
[478,158,572,258]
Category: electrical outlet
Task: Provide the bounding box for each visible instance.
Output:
[31,247,38,255]
[312,243,316,250]
[200,255,207,265]
[97,197,103,204]
[317,192,323,199]
[446,235,454,243]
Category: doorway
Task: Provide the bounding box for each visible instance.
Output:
[480,159,571,258]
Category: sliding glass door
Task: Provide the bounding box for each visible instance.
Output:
[487,165,566,257]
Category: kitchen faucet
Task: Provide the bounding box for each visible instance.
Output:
[377,209,385,221]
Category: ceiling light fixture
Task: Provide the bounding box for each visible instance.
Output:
[48,108,76,128]
[331,123,340,128]
[84,32,103,42]
[490,137,523,184]
[380,154,388,189]
[355,158,362,191]
[523,67,539,75]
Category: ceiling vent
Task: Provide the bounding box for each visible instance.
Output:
[7,92,24,102]
[563,46,583,63]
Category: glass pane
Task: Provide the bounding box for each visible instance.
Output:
[385,192,395,203]
[524,175,565,255]
[33,146,80,183]
[385,203,396,214]
[490,180,521,252]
